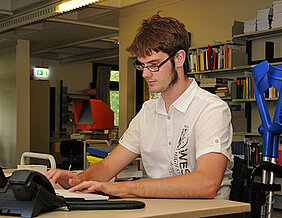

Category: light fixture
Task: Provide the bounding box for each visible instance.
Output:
[57,0,102,12]
[0,0,105,33]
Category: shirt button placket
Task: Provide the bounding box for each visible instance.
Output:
[167,113,173,154]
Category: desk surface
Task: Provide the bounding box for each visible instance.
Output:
[0,198,250,218]
[2,170,250,218]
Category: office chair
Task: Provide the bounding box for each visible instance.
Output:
[250,61,282,217]
[58,140,84,170]
[230,156,248,202]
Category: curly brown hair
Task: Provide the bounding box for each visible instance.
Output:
[126,14,190,74]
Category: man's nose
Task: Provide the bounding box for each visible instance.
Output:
[142,68,152,78]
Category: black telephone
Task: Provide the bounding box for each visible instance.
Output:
[0,167,65,218]
[0,167,145,217]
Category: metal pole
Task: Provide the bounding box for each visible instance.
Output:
[261,156,269,217]
[265,157,276,218]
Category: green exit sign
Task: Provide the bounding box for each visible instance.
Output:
[34,67,49,78]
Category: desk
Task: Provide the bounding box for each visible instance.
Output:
[2,171,250,217]
[0,198,250,218]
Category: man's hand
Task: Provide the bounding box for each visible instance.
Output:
[45,169,81,189]
[69,181,129,197]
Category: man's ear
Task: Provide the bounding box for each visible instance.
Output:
[174,50,186,68]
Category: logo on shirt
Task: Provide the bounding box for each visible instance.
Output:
[169,125,190,176]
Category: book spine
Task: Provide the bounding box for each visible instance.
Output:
[251,76,254,99]
[225,47,229,68]
[208,45,211,70]
[279,145,282,166]
[236,78,241,99]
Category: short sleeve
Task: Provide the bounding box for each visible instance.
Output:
[194,100,233,161]
[119,108,143,155]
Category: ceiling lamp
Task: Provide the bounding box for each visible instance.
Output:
[0,0,104,33]
[57,0,102,12]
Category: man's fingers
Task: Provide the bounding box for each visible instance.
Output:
[69,177,81,187]
[44,169,78,190]
[69,181,97,192]
[87,183,127,197]
[87,183,103,192]
[45,168,56,179]
[49,172,63,183]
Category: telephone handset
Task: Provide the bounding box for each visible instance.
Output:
[0,167,65,218]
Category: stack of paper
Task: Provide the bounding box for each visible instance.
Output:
[273,0,282,28]
[244,18,257,33]
[257,8,273,31]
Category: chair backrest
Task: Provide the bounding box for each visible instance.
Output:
[229,156,248,202]
[60,140,84,158]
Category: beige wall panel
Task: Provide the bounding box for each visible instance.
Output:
[119,0,275,135]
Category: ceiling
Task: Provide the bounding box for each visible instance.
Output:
[0,0,149,65]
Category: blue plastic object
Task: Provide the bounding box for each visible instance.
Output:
[252,60,282,158]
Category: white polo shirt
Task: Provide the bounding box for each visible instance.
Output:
[119,78,234,199]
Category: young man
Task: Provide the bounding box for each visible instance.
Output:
[46,14,234,199]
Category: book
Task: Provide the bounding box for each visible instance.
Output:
[232,141,263,167]
[231,82,237,99]
[216,86,229,90]
[273,0,282,14]
[215,92,229,98]
[279,145,282,166]
[87,155,104,164]
[87,146,116,158]
[244,18,257,33]
[200,77,227,84]
[207,45,212,70]
[200,50,205,71]
[190,44,246,71]
[215,87,229,97]
[236,77,254,99]
[272,12,282,28]
[189,52,195,72]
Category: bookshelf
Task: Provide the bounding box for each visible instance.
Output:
[187,27,282,168]
[187,65,253,75]
[188,43,248,73]
[232,98,278,102]
[233,26,282,41]
[233,27,282,65]
[233,132,261,136]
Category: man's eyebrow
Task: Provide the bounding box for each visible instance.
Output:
[148,59,160,64]
[140,58,161,65]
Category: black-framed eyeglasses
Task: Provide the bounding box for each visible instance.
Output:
[133,51,178,72]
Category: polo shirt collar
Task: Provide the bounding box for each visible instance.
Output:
[156,78,198,114]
